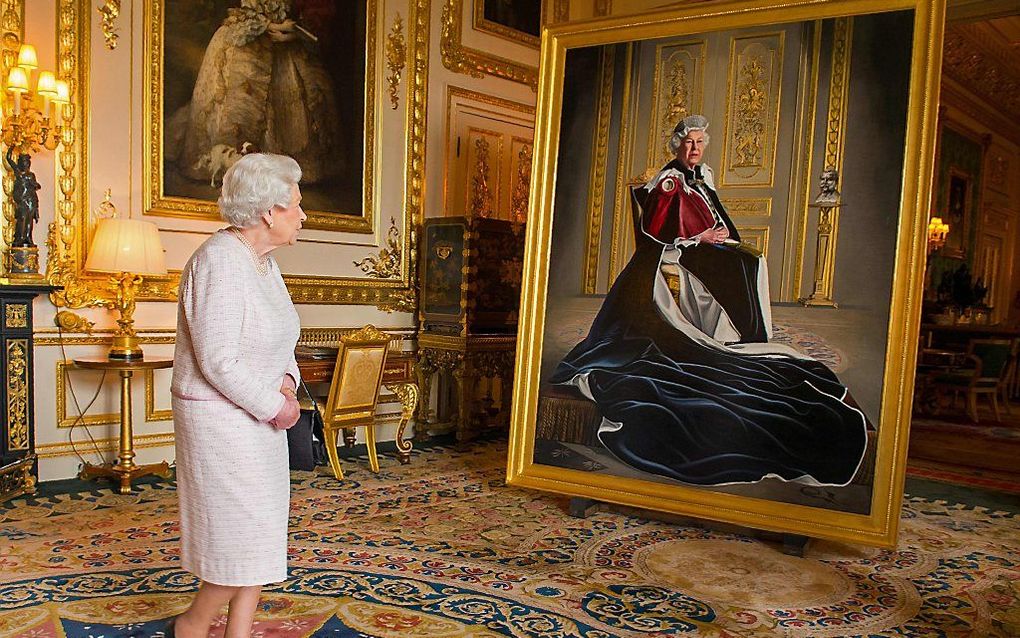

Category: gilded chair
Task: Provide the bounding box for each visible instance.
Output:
[316,324,390,480]
[932,338,1013,422]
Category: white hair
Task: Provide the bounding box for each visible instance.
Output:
[217,153,302,228]
[668,114,711,156]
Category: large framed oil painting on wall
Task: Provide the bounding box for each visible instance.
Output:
[507,0,944,547]
[144,0,373,232]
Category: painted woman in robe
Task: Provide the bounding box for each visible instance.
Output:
[551,115,869,487]
[167,0,341,185]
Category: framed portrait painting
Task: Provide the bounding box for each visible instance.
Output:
[507,0,944,547]
[144,0,374,232]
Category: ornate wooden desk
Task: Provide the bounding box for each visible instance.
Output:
[295,350,418,463]
[73,357,174,494]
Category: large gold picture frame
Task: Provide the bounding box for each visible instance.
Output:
[41,0,428,310]
[143,0,375,233]
[507,0,944,548]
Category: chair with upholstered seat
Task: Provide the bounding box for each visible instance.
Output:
[315,324,390,480]
[932,338,1013,422]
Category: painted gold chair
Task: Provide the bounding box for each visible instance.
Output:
[316,324,390,480]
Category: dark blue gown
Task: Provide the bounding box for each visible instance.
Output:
[550,238,868,487]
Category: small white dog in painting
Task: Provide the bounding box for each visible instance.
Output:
[193,142,254,187]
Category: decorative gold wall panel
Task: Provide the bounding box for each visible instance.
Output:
[720,33,784,187]
[607,44,635,285]
[386,13,407,110]
[443,87,535,220]
[721,198,771,217]
[509,137,533,223]
[6,339,28,450]
[45,0,429,311]
[823,18,852,175]
[145,369,172,422]
[55,360,118,428]
[466,128,503,217]
[441,0,538,88]
[647,40,706,168]
[5,303,27,328]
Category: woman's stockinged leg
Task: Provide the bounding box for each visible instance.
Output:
[224,585,262,638]
[175,580,237,636]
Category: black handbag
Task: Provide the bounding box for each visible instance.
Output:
[286,380,329,471]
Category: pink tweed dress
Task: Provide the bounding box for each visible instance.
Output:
[171,230,301,586]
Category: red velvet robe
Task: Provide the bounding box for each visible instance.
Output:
[642,176,719,242]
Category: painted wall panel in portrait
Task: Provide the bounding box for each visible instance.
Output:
[148,0,370,231]
[509,1,943,548]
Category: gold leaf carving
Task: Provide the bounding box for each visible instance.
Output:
[5,303,26,328]
[386,13,406,110]
[657,55,691,165]
[470,137,494,218]
[510,144,532,224]
[1,1,24,274]
[441,0,537,89]
[353,217,402,279]
[6,339,28,450]
[97,0,120,50]
[732,56,768,168]
[54,309,95,333]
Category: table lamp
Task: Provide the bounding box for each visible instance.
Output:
[85,218,167,360]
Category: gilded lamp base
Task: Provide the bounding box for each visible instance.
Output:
[108,333,144,360]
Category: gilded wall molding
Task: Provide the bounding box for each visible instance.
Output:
[386,13,407,110]
[353,217,402,278]
[469,134,496,217]
[144,369,172,422]
[0,0,24,275]
[6,339,28,450]
[45,0,426,311]
[97,0,121,50]
[823,18,852,174]
[473,0,538,48]
[607,44,635,285]
[647,40,705,171]
[720,33,785,187]
[552,0,569,23]
[510,140,532,224]
[55,360,119,428]
[441,0,538,89]
[721,197,772,217]
[583,46,615,295]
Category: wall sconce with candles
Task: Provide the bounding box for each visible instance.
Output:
[2,43,70,280]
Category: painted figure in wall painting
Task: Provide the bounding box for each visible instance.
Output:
[551,115,869,488]
[167,0,341,186]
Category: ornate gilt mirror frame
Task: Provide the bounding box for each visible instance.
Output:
[40,0,428,310]
[508,0,945,548]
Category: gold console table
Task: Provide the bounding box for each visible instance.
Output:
[73,357,174,494]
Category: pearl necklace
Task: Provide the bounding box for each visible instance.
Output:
[229,227,270,276]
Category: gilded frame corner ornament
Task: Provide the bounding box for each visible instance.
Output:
[47,0,428,310]
[441,0,538,89]
[511,0,945,549]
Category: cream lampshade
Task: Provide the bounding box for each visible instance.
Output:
[86,218,167,359]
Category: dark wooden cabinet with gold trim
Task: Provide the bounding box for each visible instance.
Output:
[418,217,524,441]
[1,284,57,503]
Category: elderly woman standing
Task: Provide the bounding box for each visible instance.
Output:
[169,153,306,636]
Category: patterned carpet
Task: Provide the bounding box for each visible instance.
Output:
[1,442,1018,637]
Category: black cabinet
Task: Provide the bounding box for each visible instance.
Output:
[1,284,57,503]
